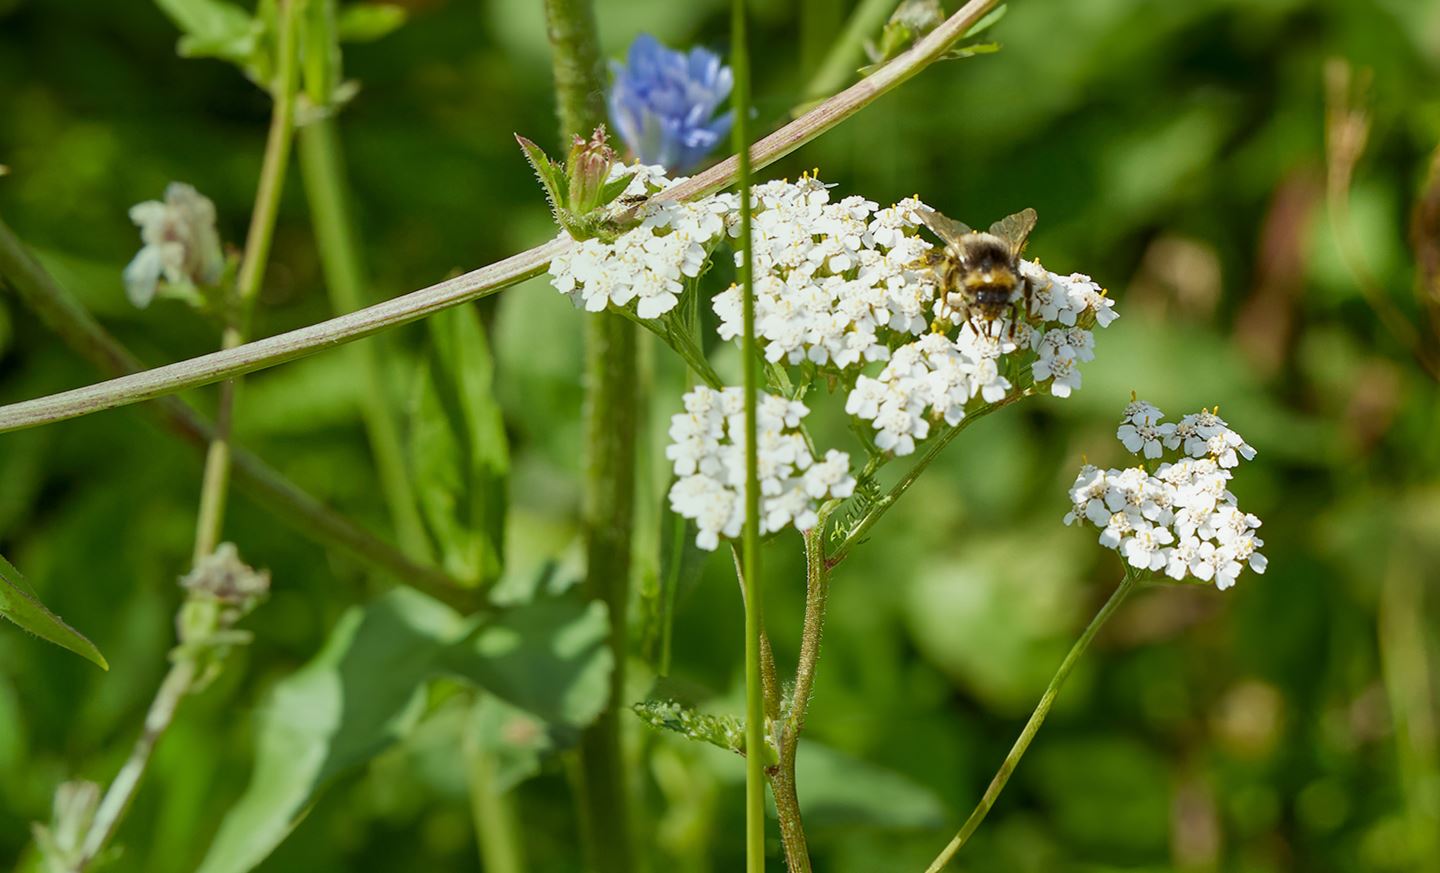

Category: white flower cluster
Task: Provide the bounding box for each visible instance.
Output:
[846,267,1117,456]
[547,164,737,319]
[123,182,225,308]
[1064,400,1265,590]
[712,177,939,368]
[666,386,856,550]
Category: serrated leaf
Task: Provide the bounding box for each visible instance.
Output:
[633,700,749,756]
[335,2,406,42]
[196,587,611,873]
[0,552,107,670]
[410,304,509,587]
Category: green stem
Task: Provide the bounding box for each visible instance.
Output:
[924,573,1137,872]
[768,525,831,873]
[799,0,898,106]
[829,388,1031,567]
[731,0,765,868]
[192,0,301,561]
[74,659,196,871]
[298,115,432,561]
[541,2,638,871]
[0,0,1001,435]
[465,699,527,873]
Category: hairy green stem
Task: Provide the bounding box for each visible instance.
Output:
[542,1,637,871]
[925,573,1137,871]
[0,0,1000,435]
[769,526,832,873]
[800,0,898,106]
[731,0,765,868]
[0,217,479,610]
[829,388,1030,567]
[298,115,431,560]
[193,0,300,561]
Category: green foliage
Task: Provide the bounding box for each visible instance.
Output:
[3,0,1440,870]
[0,552,107,671]
[409,304,509,587]
[196,587,610,873]
[152,0,271,84]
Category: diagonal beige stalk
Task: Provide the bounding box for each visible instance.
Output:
[0,215,478,610]
[541,2,637,872]
[0,0,1000,435]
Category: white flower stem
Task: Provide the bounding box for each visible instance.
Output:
[0,0,1001,436]
[924,571,1139,872]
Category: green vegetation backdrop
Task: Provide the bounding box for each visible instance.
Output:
[2,0,1438,871]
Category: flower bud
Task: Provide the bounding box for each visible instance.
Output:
[122,182,224,308]
[566,125,618,215]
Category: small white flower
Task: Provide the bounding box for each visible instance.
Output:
[666,386,854,549]
[548,163,737,319]
[123,182,224,308]
[1065,399,1265,590]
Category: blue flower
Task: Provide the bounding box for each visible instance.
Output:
[608,33,733,174]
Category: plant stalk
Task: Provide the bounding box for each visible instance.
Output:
[542,1,638,871]
[0,0,1001,435]
[297,115,431,560]
[74,659,197,870]
[465,700,528,873]
[192,0,301,561]
[799,0,898,106]
[924,573,1137,872]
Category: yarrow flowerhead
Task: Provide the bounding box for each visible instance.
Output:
[608,33,733,173]
[665,386,855,550]
[712,177,938,369]
[1064,400,1265,590]
[547,164,737,318]
[123,182,224,308]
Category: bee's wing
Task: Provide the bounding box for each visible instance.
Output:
[915,206,973,248]
[988,208,1038,256]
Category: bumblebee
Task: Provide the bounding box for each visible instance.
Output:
[916,206,1038,335]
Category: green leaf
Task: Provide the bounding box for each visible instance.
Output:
[632,700,757,759]
[439,595,611,729]
[153,0,260,64]
[465,694,558,793]
[409,304,510,587]
[792,742,946,831]
[961,3,1007,38]
[335,2,407,42]
[0,552,107,670]
[194,590,450,873]
[196,587,609,873]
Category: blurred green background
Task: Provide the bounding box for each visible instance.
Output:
[3,0,1440,871]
